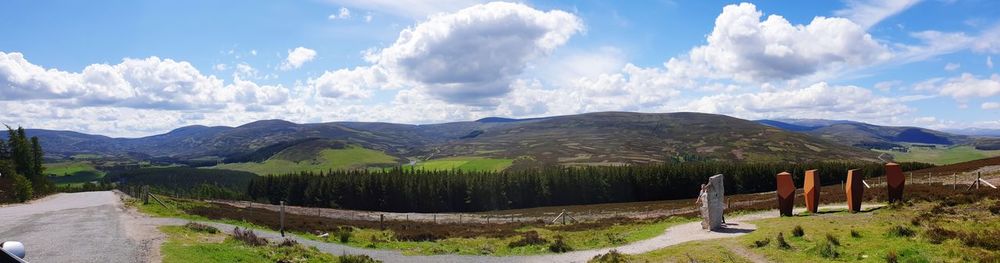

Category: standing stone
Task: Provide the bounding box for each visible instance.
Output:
[803,169,820,214]
[846,169,864,213]
[700,174,726,230]
[776,172,795,217]
[885,163,905,203]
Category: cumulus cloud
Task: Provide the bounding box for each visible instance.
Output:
[683,3,890,82]
[280,47,317,70]
[324,0,484,19]
[0,51,290,110]
[983,102,1000,110]
[934,73,1000,99]
[944,63,960,71]
[317,2,582,105]
[329,7,351,20]
[834,0,920,29]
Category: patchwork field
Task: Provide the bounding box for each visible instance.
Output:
[876,145,1000,165]
[213,146,399,175]
[44,161,106,186]
[406,156,515,172]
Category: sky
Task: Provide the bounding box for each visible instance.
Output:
[1,0,999,137]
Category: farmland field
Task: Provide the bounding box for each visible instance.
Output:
[406,156,514,172]
[212,146,399,175]
[44,161,106,186]
[876,145,1000,165]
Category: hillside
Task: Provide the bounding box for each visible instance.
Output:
[757,119,968,148]
[21,112,882,169]
[212,139,400,175]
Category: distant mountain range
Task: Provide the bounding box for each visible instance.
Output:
[9,111,999,168]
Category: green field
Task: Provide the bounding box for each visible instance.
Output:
[406,156,514,172]
[44,161,106,186]
[160,225,338,263]
[876,145,1000,165]
[213,146,399,175]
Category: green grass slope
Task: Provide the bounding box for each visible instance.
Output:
[214,142,399,175]
[406,156,514,172]
[44,161,106,186]
[876,145,1000,165]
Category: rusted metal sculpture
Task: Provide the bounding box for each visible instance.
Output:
[699,174,725,231]
[803,169,820,213]
[885,163,905,203]
[776,172,796,216]
[846,169,864,213]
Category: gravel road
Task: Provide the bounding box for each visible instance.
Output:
[0,191,159,263]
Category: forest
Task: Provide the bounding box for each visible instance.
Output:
[0,126,53,203]
[109,167,258,200]
[247,161,934,213]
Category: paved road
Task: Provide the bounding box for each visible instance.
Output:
[0,191,152,263]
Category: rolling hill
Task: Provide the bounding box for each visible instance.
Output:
[16,112,894,170]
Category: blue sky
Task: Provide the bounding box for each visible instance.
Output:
[1,0,998,137]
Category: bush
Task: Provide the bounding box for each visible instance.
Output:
[885,250,898,263]
[751,238,770,248]
[923,226,956,244]
[605,232,626,245]
[184,222,220,234]
[589,249,631,263]
[776,232,791,249]
[549,235,573,253]
[508,231,548,248]
[232,227,268,246]
[335,227,353,243]
[887,225,915,238]
[957,229,1000,250]
[277,238,298,247]
[850,230,861,238]
[338,254,382,263]
[791,225,804,237]
[818,240,839,258]
[825,233,840,246]
[989,203,1000,215]
[11,173,33,202]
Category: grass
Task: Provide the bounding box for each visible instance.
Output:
[406,156,514,172]
[630,240,752,262]
[875,145,1000,165]
[159,225,339,263]
[299,217,690,256]
[212,145,398,175]
[44,161,105,186]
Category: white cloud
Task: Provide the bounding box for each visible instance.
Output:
[834,0,921,29]
[322,2,583,105]
[323,0,484,19]
[280,47,317,70]
[364,13,373,23]
[874,80,901,92]
[944,62,960,71]
[989,56,994,69]
[683,3,890,82]
[983,102,1000,110]
[329,7,351,20]
[934,73,1000,99]
[308,67,379,99]
[213,63,228,71]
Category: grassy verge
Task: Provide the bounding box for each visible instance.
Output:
[300,217,690,256]
[160,224,346,263]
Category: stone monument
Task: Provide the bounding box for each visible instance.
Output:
[846,169,864,213]
[803,169,820,213]
[885,163,905,203]
[699,174,725,230]
[776,172,795,217]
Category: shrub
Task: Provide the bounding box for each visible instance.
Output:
[776,232,791,249]
[184,222,219,234]
[989,203,1000,215]
[335,227,353,243]
[549,235,573,253]
[818,240,839,258]
[791,225,804,237]
[589,249,631,263]
[751,238,770,248]
[885,250,898,263]
[923,226,956,244]
[232,227,268,246]
[277,238,298,247]
[605,232,626,245]
[957,229,1000,250]
[850,230,861,238]
[825,233,840,246]
[887,225,915,238]
[338,254,382,263]
[508,231,548,248]
[11,173,33,202]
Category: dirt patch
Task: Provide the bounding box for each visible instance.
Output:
[115,191,168,263]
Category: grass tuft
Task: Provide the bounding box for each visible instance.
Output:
[549,235,573,253]
[791,225,804,237]
[589,249,632,263]
[850,229,861,238]
[886,225,915,238]
[776,232,791,249]
[508,231,548,248]
[338,254,382,263]
[184,222,219,234]
[751,238,771,248]
[233,227,268,246]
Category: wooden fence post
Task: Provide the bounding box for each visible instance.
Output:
[279,201,286,237]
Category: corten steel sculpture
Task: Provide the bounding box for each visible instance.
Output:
[846,169,864,213]
[885,163,905,203]
[803,169,820,213]
[699,174,726,231]
[776,172,796,216]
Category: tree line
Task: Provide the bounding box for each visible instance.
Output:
[247,161,934,213]
[0,126,53,202]
[108,167,257,200]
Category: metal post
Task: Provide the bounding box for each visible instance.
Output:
[280,201,286,237]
